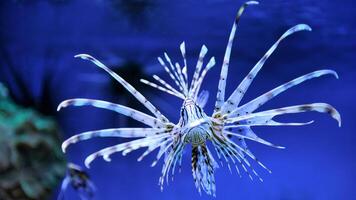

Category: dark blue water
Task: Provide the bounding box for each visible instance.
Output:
[0,0,355,199]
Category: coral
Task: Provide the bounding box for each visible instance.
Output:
[0,83,66,200]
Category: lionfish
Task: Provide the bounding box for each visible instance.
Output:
[58,1,341,196]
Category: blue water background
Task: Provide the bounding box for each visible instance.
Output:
[0,0,355,199]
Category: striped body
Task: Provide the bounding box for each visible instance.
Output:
[58,1,341,197]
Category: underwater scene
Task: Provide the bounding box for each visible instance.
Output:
[0,0,355,200]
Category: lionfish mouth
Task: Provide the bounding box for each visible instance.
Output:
[57,0,341,198]
[184,126,210,146]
